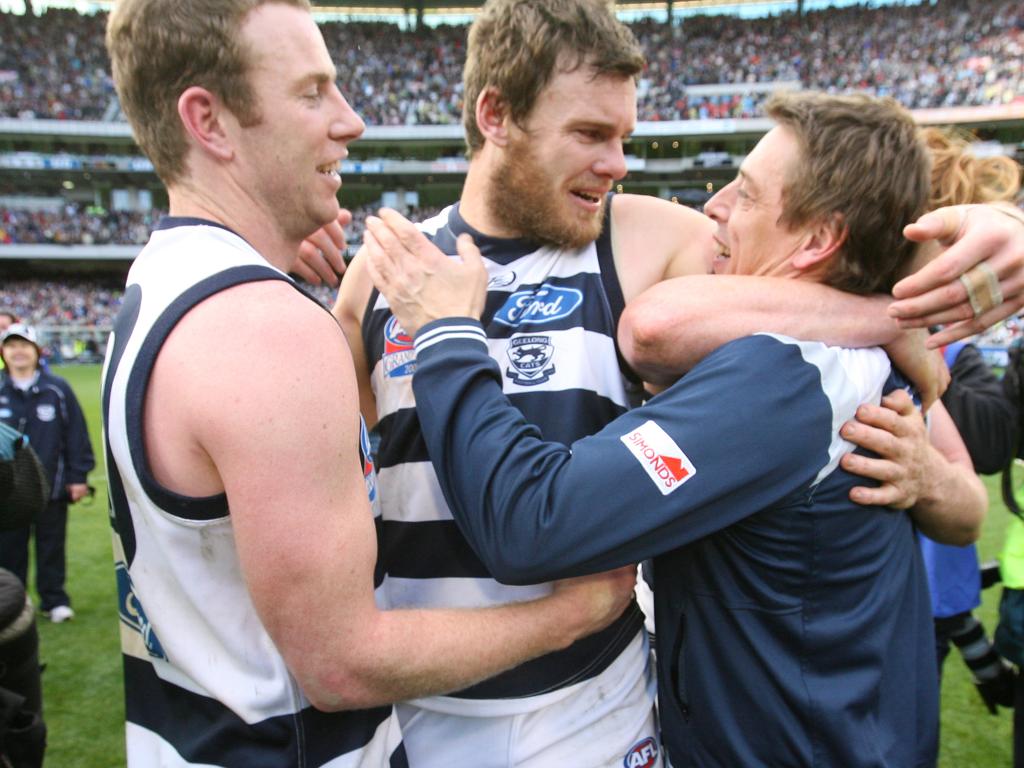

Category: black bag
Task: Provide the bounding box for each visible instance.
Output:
[0,427,49,531]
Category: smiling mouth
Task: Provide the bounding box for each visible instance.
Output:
[715,239,731,258]
[317,161,340,177]
[571,190,602,205]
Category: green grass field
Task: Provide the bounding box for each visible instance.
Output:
[29,364,1017,766]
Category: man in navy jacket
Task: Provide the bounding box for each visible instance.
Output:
[361,92,989,766]
[0,324,93,622]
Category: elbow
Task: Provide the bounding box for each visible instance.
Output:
[290,656,389,712]
[618,304,673,384]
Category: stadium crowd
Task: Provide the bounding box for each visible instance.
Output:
[0,0,1020,125]
[0,205,160,245]
[0,203,445,330]
[0,202,441,250]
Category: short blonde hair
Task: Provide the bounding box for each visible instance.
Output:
[106,0,311,186]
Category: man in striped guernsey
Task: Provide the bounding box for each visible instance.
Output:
[334,3,939,766]
[103,2,636,766]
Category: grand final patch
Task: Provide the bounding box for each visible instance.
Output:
[620,420,696,496]
[505,335,555,386]
[382,315,416,378]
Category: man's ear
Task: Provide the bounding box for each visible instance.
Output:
[475,87,511,148]
[792,213,848,271]
[178,86,233,162]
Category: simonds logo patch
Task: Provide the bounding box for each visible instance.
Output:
[620,420,695,496]
[623,736,659,768]
[492,283,582,326]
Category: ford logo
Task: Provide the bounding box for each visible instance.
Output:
[492,284,582,326]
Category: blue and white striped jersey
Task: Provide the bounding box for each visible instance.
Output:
[362,202,645,711]
[103,217,405,767]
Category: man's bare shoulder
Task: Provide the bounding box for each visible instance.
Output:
[610,194,717,300]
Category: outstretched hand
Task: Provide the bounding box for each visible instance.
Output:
[364,208,488,337]
[891,204,1024,347]
[292,209,352,287]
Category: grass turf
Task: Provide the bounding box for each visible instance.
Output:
[28,364,1017,765]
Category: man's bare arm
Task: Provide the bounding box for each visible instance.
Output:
[609,195,942,399]
[838,390,986,545]
[171,284,633,712]
[619,276,901,382]
[332,249,380,429]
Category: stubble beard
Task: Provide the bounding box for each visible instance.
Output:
[486,136,605,251]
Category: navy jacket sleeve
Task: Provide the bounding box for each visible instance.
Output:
[411,319,840,584]
[58,377,95,485]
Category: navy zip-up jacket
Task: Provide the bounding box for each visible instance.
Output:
[409,318,937,767]
[0,368,94,501]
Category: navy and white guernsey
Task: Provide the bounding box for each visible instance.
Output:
[103,218,405,767]
[362,202,645,708]
[410,323,939,766]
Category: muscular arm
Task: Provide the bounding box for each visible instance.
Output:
[154,283,630,712]
[618,276,899,383]
[608,195,932,393]
[332,249,379,429]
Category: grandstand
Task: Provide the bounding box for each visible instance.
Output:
[1,0,1022,357]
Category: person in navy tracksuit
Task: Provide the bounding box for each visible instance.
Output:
[0,324,93,622]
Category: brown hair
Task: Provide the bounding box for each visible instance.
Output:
[922,126,1021,208]
[462,0,644,157]
[766,91,930,295]
[106,0,310,186]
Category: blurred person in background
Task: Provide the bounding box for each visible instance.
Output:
[0,323,93,624]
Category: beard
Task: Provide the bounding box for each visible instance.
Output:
[485,133,606,251]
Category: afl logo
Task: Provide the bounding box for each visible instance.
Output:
[623,737,659,768]
[493,283,582,327]
[505,335,555,386]
[488,271,516,288]
[382,316,416,378]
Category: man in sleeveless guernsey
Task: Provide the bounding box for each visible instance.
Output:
[102,2,636,765]
[361,92,988,767]
[328,3,973,765]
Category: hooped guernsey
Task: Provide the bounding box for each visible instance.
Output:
[361,202,646,709]
[102,218,404,767]
[409,318,939,767]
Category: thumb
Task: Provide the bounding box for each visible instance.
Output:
[903,207,963,244]
[456,233,484,269]
[336,208,354,228]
